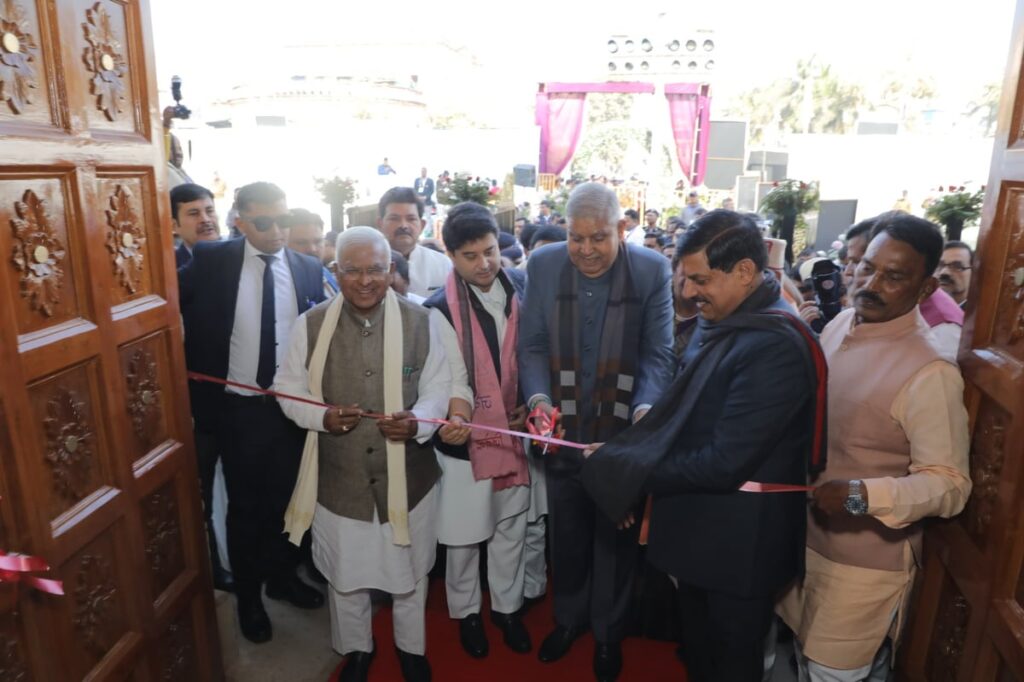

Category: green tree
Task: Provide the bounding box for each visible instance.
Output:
[570,93,647,178]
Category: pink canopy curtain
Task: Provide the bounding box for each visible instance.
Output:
[536,82,657,175]
[665,83,712,186]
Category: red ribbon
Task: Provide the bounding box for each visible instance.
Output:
[187,372,815,494]
[0,553,64,595]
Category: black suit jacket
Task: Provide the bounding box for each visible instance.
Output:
[646,299,815,599]
[175,243,191,268]
[178,238,325,431]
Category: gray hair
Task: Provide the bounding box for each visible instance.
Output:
[565,182,621,227]
[335,225,391,262]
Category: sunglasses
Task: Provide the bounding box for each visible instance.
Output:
[242,214,290,232]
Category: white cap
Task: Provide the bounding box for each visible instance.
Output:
[764,238,787,270]
[798,257,828,282]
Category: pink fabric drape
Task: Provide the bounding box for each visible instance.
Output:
[665,83,712,186]
[536,93,586,175]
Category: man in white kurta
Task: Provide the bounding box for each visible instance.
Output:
[276,227,450,682]
[422,202,534,658]
[376,186,452,298]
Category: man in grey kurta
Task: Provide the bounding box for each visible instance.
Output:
[518,183,675,682]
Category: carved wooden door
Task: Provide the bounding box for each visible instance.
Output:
[899,2,1024,680]
[0,0,222,679]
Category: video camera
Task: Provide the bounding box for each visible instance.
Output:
[169,75,191,120]
[809,259,843,333]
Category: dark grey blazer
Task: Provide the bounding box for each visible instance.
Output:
[517,242,675,416]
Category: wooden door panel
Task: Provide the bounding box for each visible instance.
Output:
[71,0,148,139]
[118,331,173,462]
[0,0,69,135]
[97,173,161,309]
[0,0,221,679]
[2,174,88,337]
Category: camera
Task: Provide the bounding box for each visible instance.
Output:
[169,75,191,120]
[810,259,843,333]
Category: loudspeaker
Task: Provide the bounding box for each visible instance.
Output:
[704,121,747,190]
[514,164,536,187]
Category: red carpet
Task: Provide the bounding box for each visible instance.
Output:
[328,577,685,681]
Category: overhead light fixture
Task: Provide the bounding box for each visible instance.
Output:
[668,39,680,51]
[686,39,697,51]
[624,39,634,52]
[641,38,652,52]
[703,39,715,52]
[608,40,618,53]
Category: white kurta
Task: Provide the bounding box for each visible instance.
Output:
[274,306,451,594]
[430,283,530,546]
[407,244,452,299]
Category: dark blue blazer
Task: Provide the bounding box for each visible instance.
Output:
[175,243,191,268]
[178,238,325,430]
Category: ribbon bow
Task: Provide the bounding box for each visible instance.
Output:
[0,552,64,595]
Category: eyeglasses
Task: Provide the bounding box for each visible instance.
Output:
[937,261,971,273]
[338,266,389,281]
[241,214,290,232]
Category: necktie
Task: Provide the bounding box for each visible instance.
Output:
[256,254,277,389]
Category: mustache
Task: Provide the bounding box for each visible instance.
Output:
[855,290,884,306]
[689,296,708,304]
[938,275,954,284]
[393,227,415,237]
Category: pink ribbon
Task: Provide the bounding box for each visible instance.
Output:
[187,372,815,493]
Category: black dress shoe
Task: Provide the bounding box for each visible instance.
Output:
[265,574,324,609]
[538,625,580,663]
[396,648,432,682]
[338,650,374,682]
[491,611,532,653]
[593,642,623,682]
[303,556,328,585]
[237,595,272,643]
[213,566,235,593]
[458,613,489,658]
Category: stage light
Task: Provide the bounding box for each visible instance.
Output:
[705,59,715,70]
[608,40,618,53]
[668,39,680,51]
[672,60,681,70]
[625,61,634,71]
[641,38,652,52]
[608,62,617,71]
[688,61,698,70]
[686,39,697,51]
[624,39,634,52]
[703,39,715,52]
[640,61,649,70]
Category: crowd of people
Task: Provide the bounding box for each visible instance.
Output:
[171,177,973,682]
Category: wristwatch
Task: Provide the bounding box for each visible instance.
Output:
[844,479,868,516]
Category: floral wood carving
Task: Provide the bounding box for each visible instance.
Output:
[10,189,66,317]
[961,403,1007,546]
[73,554,117,656]
[104,184,145,294]
[995,193,1024,349]
[142,488,181,593]
[927,578,971,682]
[159,618,195,682]
[81,2,126,121]
[0,0,38,114]
[43,387,94,504]
[125,347,160,438]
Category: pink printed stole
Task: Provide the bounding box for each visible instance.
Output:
[446,270,529,490]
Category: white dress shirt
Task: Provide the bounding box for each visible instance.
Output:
[227,240,300,395]
[407,245,452,298]
[625,225,646,246]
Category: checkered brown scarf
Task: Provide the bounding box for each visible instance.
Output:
[550,246,641,443]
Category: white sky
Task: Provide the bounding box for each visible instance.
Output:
[152,0,1016,116]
